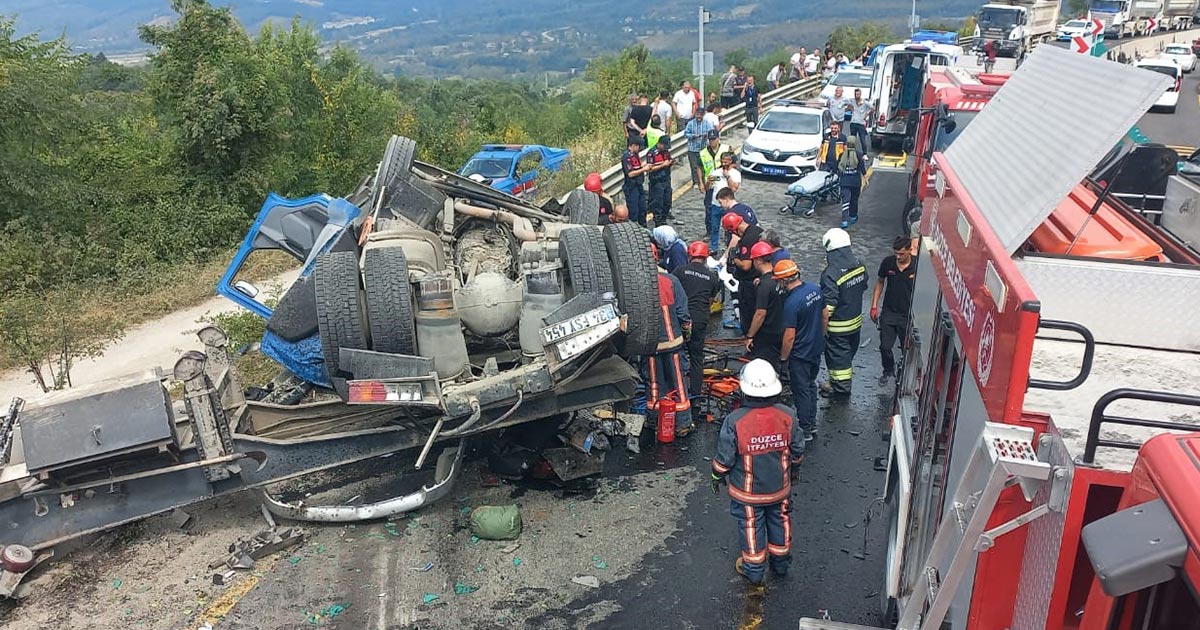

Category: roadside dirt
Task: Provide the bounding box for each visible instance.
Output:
[0,270,299,404]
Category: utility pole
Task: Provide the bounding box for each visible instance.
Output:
[698,6,707,97]
[910,0,919,36]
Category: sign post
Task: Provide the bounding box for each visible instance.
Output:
[696,6,712,97]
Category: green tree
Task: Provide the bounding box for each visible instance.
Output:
[828,22,895,57]
[959,16,978,39]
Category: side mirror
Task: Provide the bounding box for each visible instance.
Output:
[234,280,260,299]
[940,114,957,135]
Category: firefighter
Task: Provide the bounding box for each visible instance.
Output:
[583,172,616,225]
[622,137,650,226]
[745,241,785,370]
[724,212,764,336]
[645,136,674,226]
[674,241,721,408]
[652,225,688,274]
[870,236,916,384]
[819,228,868,399]
[711,359,805,584]
[647,244,695,438]
[775,258,824,441]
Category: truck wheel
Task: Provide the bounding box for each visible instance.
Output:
[565,189,601,224]
[313,250,369,381]
[374,135,416,208]
[602,222,662,356]
[560,227,615,298]
[363,246,417,355]
[1,544,35,573]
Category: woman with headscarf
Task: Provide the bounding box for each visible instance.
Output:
[652,225,688,273]
[837,136,867,228]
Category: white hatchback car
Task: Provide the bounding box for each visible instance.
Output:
[1161,44,1196,73]
[739,102,833,177]
[818,68,875,102]
[1136,59,1182,113]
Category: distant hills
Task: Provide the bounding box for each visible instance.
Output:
[7,0,979,77]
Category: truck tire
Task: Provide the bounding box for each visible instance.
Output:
[602,222,661,356]
[363,246,417,355]
[313,250,369,381]
[374,135,416,208]
[559,227,614,298]
[565,189,601,224]
[266,274,319,342]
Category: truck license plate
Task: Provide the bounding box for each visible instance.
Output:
[540,304,617,344]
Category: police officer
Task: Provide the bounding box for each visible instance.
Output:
[648,244,696,438]
[674,241,721,407]
[652,225,688,273]
[711,359,805,585]
[622,137,650,226]
[819,228,868,399]
[776,258,824,441]
[870,236,916,384]
[645,136,674,226]
[723,212,764,336]
[745,241,785,369]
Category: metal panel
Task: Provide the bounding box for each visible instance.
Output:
[1015,255,1200,351]
[1162,175,1200,254]
[943,45,1171,253]
[20,371,175,472]
[1011,430,1074,630]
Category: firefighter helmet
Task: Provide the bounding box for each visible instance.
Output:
[687,241,710,258]
[584,173,603,193]
[750,241,776,259]
[721,212,744,233]
[772,259,799,280]
[822,227,852,252]
[740,359,782,398]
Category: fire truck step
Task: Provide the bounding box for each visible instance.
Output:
[924,565,940,605]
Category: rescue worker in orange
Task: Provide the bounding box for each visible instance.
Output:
[712,359,805,584]
[648,244,695,437]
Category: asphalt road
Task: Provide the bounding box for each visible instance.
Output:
[1135,66,1200,152]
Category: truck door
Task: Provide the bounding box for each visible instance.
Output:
[900,302,967,601]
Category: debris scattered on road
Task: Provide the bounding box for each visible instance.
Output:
[571,575,600,588]
[591,555,608,570]
[470,504,522,540]
[112,578,122,590]
[212,570,236,586]
[171,508,194,530]
[454,582,479,595]
[288,556,301,565]
[305,602,350,624]
[843,521,858,529]
[411,562,434,572]
[210,527,307,572]
[422,593,440,604]
[500,542,521,554]
[512,557,523,567]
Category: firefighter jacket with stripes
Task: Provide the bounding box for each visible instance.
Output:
[712,400,805,505]
[821,246,868,336]
[656,269,691,352]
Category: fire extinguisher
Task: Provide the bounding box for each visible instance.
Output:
[657,392,678,444]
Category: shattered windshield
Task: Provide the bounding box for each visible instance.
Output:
[461,158,513,180]
[979,7,1021,28]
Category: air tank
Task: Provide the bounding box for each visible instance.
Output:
[518,267,564,357]
[415,275,469,380]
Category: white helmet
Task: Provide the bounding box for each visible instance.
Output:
[651,225,678,248]
[740,359,782,398]
[822,227,851,252]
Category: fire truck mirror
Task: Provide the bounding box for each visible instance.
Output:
[1080,498,1187,598]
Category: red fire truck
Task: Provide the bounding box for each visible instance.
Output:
[802,46,1200,630]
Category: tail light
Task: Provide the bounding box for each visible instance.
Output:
[347,380,426,404]
[1176,77,1182,92]
[878,113,886,127]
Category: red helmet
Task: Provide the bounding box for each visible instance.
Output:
[750,241,776,259]
[687,241,710,258]
[584,173,603,193]
[721,212,743,233]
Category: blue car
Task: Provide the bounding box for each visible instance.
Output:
[459,144,569,196]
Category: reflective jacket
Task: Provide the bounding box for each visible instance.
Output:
[656,270,691,351]
[699,143,732,179]
[821,246,868,335]
[712,400,805,505]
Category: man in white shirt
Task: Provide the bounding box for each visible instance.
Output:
[653,89,674,134]
[674,80,698,125]
[766,62,784,90]
[704,104,722,132]
[804,52,821,76]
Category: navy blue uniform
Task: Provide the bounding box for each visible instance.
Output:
[782,280,824,433]
[821,247,868,395]
[622,150,647,226]
[838,154,867,224]
[646,146,673,227]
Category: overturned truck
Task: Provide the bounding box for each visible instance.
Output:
[0,136,657,597]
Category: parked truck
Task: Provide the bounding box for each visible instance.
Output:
[799,46,1200,630]
[1090,0,1165,37]
[1164,0,1200,28]
[974,0,1063,57]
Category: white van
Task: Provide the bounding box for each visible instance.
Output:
[869,42,962,150]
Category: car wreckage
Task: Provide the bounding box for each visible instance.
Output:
[0,136,658,597]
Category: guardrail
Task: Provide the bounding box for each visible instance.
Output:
[598,75,825,196]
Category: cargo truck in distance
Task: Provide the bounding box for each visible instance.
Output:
[1164,0,1200,29]
[974,0,1063,57]
[1088,0,1181,37]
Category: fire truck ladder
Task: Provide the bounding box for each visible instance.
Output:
[897,422,1056,630]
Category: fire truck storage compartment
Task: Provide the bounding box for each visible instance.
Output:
[1163,174,1200,254]
[18,370,178,474]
